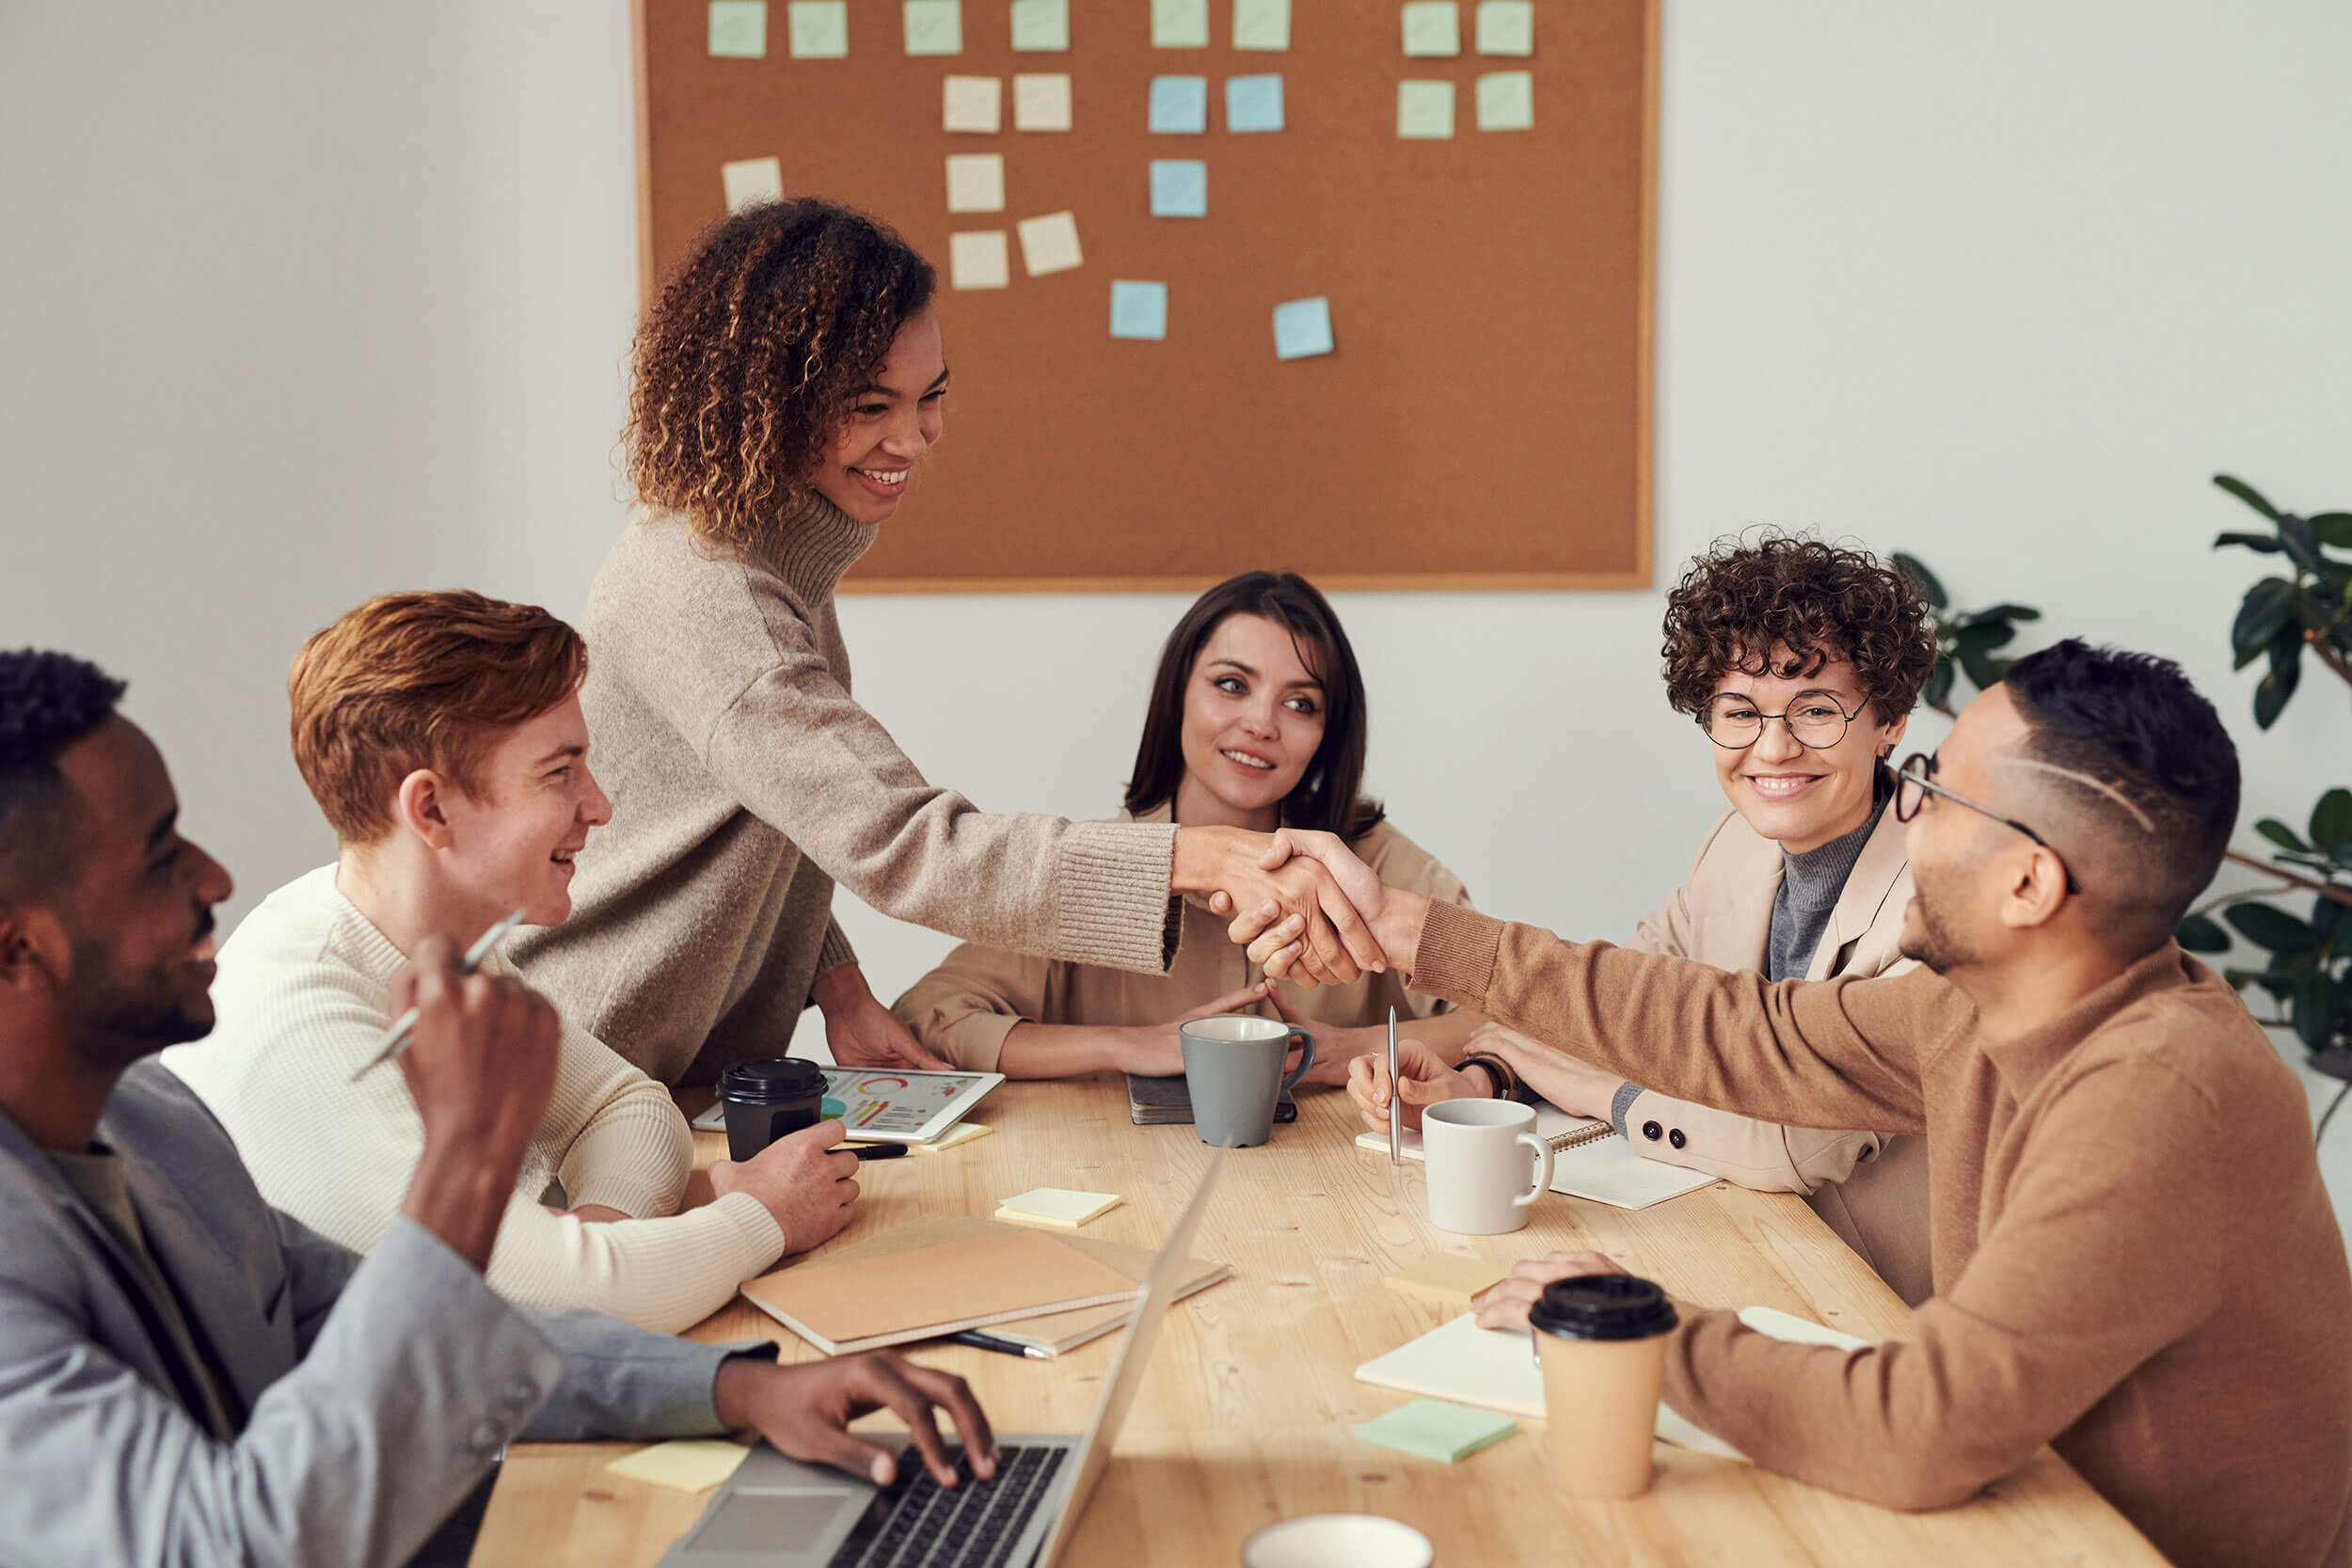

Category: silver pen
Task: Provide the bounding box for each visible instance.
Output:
[1387,1005,1402,1165]
[347,909,529,1084]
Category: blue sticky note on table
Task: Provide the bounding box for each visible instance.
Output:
[1109,280,1168,341]
[1272,296,1333,360]
[1226,74,1284,133]
[1353,1401,1518,1464]
[1149,75,1209,134]
[1149,160,1207,217]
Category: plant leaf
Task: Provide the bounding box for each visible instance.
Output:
[2311,513,2352,549]
[2175,911,2232,952]
[2257,817,2313,852]
[2279,514,2326,575]
[2232,578,2298,657]
[1951,622,2018,653]
[2215,531,2286,554]
[1921,658,1954,711]
[1892,553,1947,610]
[1979,604,2042,623]
[2255,647,2303,730]
[2290,970,2344,1054]
[2215,473,2281,520]
[1957,643,2010,692]
[2224,902,2319,954]
[2311,789,2352,856]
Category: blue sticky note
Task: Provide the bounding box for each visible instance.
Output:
[1272,296,1333,360]
[1148,75,1209,134]
[1149,160,1207,217]
[1226,73,1284,133]
[1109,280,1168,341]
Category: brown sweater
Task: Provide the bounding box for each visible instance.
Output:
[1412,899,2352,1568]
[513,499,1180,1085]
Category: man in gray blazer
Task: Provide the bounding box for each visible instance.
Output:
[0,650,998,1568]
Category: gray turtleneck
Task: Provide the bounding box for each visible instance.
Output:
[1765,775,1893,983]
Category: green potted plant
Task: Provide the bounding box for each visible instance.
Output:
[1890,554,2041,717]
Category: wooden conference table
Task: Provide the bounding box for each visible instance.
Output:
[474,1079,2163,1567]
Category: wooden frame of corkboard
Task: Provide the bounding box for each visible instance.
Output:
[632,0,1657,592]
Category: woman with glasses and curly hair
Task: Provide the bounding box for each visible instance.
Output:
[511,199,1381,1086]
[1351,533,1941,1305]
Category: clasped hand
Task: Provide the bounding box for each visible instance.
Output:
[1197,827,1423,988]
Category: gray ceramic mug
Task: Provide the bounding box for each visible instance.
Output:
[1179,1014,1315,1148]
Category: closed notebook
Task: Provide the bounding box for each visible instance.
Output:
[1354,1105,1715,1211]
[746,1214,1232,1357]
[1355,1307,1871,1457]
[740,1228,1141,1354]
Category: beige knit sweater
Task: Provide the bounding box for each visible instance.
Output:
[513,498,1180,1084]
[162,867,787,1333]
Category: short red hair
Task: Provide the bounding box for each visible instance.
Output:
[288,591,588,843]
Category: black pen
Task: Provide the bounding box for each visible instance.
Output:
[946,1329,1048,1360]
[838,1143,909,1161]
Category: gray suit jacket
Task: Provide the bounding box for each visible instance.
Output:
[0,1061,756,1568]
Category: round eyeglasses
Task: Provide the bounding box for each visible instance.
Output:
[1699,690,1863,751]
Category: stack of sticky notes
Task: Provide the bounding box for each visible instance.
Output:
[996,1188,1122,1227]
[1353,1401,1518,1464]
[605,1439,753,1493]
[912,1122,994,1154]
[1384,1254,1508,1312]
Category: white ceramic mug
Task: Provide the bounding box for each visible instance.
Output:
[1422,1100,1554,1235]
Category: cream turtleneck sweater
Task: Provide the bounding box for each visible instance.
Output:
[163,866,786,1333]
[512,494,1183,1085]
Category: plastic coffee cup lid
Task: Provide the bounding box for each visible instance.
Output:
[1528,1273,1678,1341]
[715,1056,827,1103]
[1241,1514,1433,1568]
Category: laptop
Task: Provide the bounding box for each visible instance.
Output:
[657,1150,1227,1568]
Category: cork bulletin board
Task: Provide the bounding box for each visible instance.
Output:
[634,0,1657,590]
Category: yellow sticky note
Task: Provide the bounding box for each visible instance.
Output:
[708,1,768,57]
[1152,0,1209,48]
[1009,0,1069,51]
[1400,1,1459,56]
[946,154,1005,214]
[996,1187,1121,1227]
[948,230,1010,290]
[1385,1254,1509,1311]
[914,1121,994,1153]
[787,0,849,57]
[1013,72,1073,132]
[605,1440,751,1494]
[1474,0,1533,55]
[1475,71,1533,131]
[1014,211,1083,277]
[1232,0,1290,51]
[1396,80,1454,138]
[720,156,785,212]
[943,75,1003,133]
[903,0,962,55]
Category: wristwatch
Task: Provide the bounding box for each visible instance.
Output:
[1457,1050,1535,1104]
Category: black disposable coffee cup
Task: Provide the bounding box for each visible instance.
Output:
[715,1056,827,1162]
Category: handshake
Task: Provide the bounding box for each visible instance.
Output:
[1177,826,1432,987]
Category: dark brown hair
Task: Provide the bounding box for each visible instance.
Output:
[1661,532,1935,724]
[1124,573,1385,841]
[625,198,936,555]
[289,591,588,843]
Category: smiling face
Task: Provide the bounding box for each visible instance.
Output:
[423,694,612,931]
[1707,646,1906,856]
[806,307,948,526]
[1171,614,1329,832]
[47,719,234,1061]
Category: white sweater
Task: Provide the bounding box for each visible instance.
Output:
[164,866,785,1333]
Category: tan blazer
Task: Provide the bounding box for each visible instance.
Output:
[1619,805,1933,1307]
[893,804,1470,1068]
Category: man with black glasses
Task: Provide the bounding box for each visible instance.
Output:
[1250,641,2352,1568]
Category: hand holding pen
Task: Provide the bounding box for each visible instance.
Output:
[350,909,527,1083]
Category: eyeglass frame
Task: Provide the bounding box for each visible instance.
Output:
[1695,689,1867,752]
[1893,752,2082,895]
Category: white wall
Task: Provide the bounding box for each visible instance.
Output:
[6,3,2349,1119]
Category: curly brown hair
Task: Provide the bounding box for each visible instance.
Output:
[625,198,935,554]
[1660,532,1935,724]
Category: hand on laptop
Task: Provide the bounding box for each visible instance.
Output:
[708,1119,862,1255]
[713,1353,997,1489]
[1472,1252,1620,1332]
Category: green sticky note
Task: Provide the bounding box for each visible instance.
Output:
[1400,1,1459,56]
[708,0,768,57]
[787,0,848,58]
[1232,0,1290,51]
[1474,0,1533,55]
[1396,79,1454,139]
[1354,1401,1518,1464]
[1010,0,1068,51]
[1152,0,1209,48]
[1475,71,1533,131]
[903,0,962,55]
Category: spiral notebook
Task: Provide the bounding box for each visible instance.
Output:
[1354,1105,1716,1211]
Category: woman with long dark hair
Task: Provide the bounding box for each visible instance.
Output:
[891,571,1485,1083]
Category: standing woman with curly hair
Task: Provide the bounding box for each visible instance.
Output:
[512,199,1380,1086]
[1350,534,1941,1305]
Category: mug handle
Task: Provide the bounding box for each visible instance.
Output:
[1278,1027,1317,1094]
[1514,1130,1555,1209]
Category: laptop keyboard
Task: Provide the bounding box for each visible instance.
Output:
[829,1444,1067,1568]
